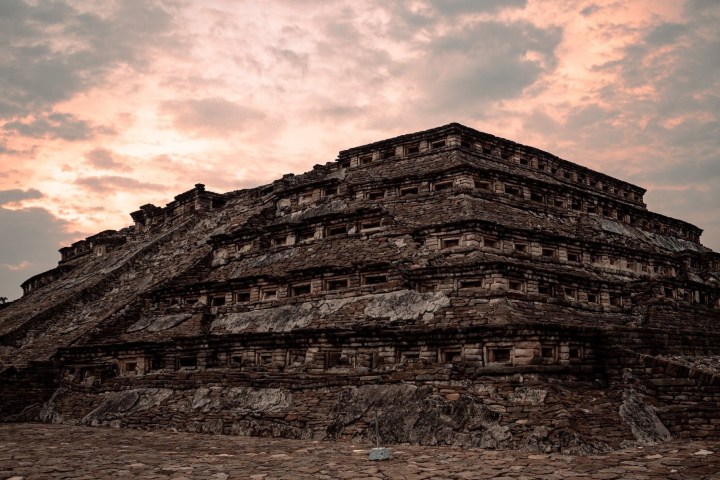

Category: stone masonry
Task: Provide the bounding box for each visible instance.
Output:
[1,123,719,453]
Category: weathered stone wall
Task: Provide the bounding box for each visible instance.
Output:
[38,367,631,453]
[0,362,60,419]
[20,324,720,451]
[618,353,720,441]
[31,354,720,451]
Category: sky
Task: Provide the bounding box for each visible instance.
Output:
[0,0,718,300]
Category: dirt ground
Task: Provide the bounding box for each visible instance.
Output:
[1,423,719,479]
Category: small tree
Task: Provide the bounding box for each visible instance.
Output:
[0,297,7,304]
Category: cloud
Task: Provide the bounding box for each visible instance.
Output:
[564,105,614,130]
[427,0,527,16]
[580,4,600,16]
[0,189,43,205]
[382,0,528,35]
[270,47,310,75]
[0,139,17,155]
[0,137,37,157]
[75,175,165,193]
[0,206,77,300]
[566,5,720,177]
[645,23,687,46]
[287,4,561,134]
[2,112,113,141]
[412,21,561,114]
[1,261,30,272]
[161,97,266,136]
[686,0,720,15]
[0,0,180,118]
[149,154,263,192]
[84,148,129,171]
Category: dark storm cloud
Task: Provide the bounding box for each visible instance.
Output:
[162,98,266,136]
[0,206,76,300]
[0,189,43,205]
[75,175,165,193]
[2,112,113,141]
[0,0,180,118]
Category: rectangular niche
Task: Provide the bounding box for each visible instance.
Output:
[400,351,420,364]
[235,291,251,303]
[441,237,461,249]
[326,225,347,237]
[400,186,419,197]
[290,283,311,297]
[362,273,388,285]
[486,346,512,364]
[508,280,525,292]
[433,181,453,192]
[261,289,277,301]
[460,279,482,289]
[441,348,462,364]
[178,356,198,369]
[325,278,349,291]
[405,144,420,155]
[325,351,342,369]
[541,346,557,362]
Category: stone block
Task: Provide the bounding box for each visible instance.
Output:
[369,447,391,461]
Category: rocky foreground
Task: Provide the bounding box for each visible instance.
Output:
[0,424,718,479]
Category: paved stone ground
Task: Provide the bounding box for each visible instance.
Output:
[0,424,719,479]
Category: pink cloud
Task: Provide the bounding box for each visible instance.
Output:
[84,148,130,172]
[75,175,166,193]
[1,261,31,272]
[161,98,266,137]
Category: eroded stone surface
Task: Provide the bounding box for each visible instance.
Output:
[620,390,672,445]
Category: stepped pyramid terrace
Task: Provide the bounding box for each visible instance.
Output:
[1,123,719,453]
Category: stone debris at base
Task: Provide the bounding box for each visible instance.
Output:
[368,447,391,461]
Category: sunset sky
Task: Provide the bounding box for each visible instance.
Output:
[0,0,718,299]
